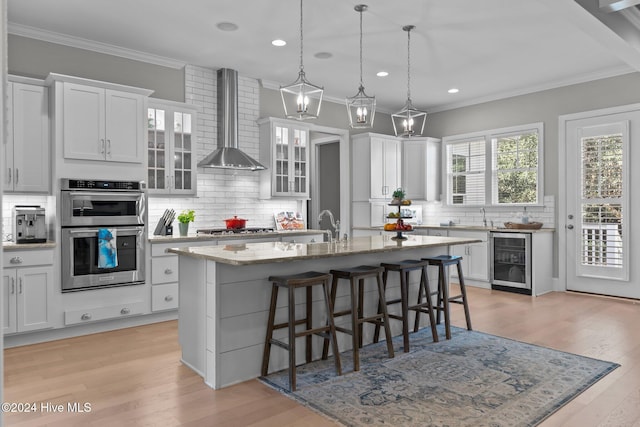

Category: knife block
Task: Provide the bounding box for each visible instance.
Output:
[153,209,174,235]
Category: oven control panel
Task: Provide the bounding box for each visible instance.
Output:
[61,179,142,191]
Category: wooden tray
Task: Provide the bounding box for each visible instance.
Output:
[503,221,543,230]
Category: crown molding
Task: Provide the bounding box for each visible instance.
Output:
[8,22,186,70]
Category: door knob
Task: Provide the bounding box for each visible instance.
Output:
[567,224,574,230]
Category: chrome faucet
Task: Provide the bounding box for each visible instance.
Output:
[480,207,487,227]
[318,209,340,241]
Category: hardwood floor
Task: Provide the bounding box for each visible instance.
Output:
[4,287,640,426]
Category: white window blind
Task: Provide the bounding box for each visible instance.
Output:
[447,140,485,205]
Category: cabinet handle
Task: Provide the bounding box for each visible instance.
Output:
[107,139,112,157]
[10,256,23,265]
[10,277,15,295]
[18,278,22,294]
[100,139,105,154]
[164,295,174,302]
[7,167,11,184]
[81,313,92,321]
[15,168,18,184]
[120,308,131,315]
[164,268,173,275]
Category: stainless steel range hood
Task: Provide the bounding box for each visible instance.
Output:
[197,68,266,171]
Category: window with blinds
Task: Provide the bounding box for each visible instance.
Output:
[580,133,623,270]
[444,123,543,206]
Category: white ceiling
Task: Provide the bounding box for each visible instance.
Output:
[7,0,640,112]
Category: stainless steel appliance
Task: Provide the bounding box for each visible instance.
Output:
[13,205,47,243]
[490,232,532,295]
[196,227,274,235]
[60,179,146,292]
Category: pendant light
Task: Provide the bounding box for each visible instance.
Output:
[391,25,426,137]
[280,0,323,120]
[345,4,376,129]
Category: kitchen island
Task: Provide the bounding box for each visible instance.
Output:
[168,234,481,389]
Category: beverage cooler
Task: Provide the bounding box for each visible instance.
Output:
[490,232,532,295]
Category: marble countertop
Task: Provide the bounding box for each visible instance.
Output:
[3,241,57,250]
[167,234,482,266]
[148,229,325,243]
[354,225,555,233]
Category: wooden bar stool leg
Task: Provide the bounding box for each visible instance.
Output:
[373,269,388,343]
[413,270,424,333]
[288,285,297,391]
[305,286,313,363]
[261,282,278,376]
[357,278,365,349]
[350,277,360,371]
[457,262,473,330]
[322,279,342,376]
[422,267,439,343]
[322,275,340,359]
[440,264,451,340]
[400,270,410,352]
[436,273,443,325]
[376,271,395,359]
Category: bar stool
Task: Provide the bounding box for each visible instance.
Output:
[321,265,394,372]
[373,259,439,352]
[261,271,342,391]
[422,255,472,340]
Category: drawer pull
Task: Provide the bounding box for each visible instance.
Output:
[9,256,23,264]
[164,268,173,275]
[120,308,131,315]
[164,295,174,302]
[81,313,92,321]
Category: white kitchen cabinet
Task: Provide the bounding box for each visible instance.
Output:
[147,100,198,195]
[402,138,441,201]
[351,133,402,201]
[258,117,310,198]
[448,230,489,282]
[4,79,50,193]
[2,249,54,334]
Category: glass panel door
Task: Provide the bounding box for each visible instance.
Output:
[147,108,166,190]
[292,128,307,193]
[173,111,193,191]
[275,126,289,193]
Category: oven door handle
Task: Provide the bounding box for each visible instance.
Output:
[67,191,142,199]
[67,227,144,234]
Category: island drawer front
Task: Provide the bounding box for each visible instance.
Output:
[151,257,179,284]
[152,283,179,311]
[64,301,146,325]
[2,249,54,267]
[151,243,181,257]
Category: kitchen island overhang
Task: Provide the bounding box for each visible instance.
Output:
[168,234,481,389]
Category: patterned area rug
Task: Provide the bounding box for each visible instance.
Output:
[260,326,619,426]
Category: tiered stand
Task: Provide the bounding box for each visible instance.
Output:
[386,199,413,240]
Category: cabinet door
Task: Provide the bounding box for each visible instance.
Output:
[147,107,168,191]
[12,83,49,193]
[105,90,144,163]
[63,83,106,161]
[468,242,489,281]
[3,83,14,192]
[383,139,401,197]
[171,110,196,194]
[289,127,308,197]
[2,272,17,334]
[272,125,290,196]
[370,138,386,198]
[17,266,53,332]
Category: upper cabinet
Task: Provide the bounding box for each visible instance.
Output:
[46,73,153,169]
[402,137,441,201]
[147,100,198,195]
[4,78,50,193]
[258,117,310,199]
[352,133,402,201]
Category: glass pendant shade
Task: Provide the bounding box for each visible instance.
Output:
[391,99,426,137]
[280,70,323,120]
[280,0,323,121]
[346,4,375,129]
[393,24,427,137]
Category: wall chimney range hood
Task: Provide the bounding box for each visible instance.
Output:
[197,68,266,171]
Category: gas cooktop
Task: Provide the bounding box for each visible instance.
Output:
[196,228,275,235]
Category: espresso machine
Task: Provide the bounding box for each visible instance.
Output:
[14,205,47,243]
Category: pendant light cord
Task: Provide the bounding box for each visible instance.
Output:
[359,8,363,86]
[406,26,412,101]
[299,0,304,73]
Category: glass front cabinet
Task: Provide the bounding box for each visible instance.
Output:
[258,117,310,198]
[147,100,198,195]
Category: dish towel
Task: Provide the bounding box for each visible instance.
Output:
[98,228,118,269]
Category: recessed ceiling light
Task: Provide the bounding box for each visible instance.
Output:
[448,88,460,94]
[376,71,389,77]
[272,39,287,47]
[314,52,332,59]
[216,22,238,31]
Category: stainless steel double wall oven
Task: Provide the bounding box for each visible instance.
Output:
[60,179,146,292]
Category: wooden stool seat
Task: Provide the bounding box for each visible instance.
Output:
[423,255,472,340]
[261,271,342,391]
[374,259,439,352]
[322,265,394,371]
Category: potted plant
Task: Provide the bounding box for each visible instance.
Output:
[391,188,405,205]
[177,209,195,236]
